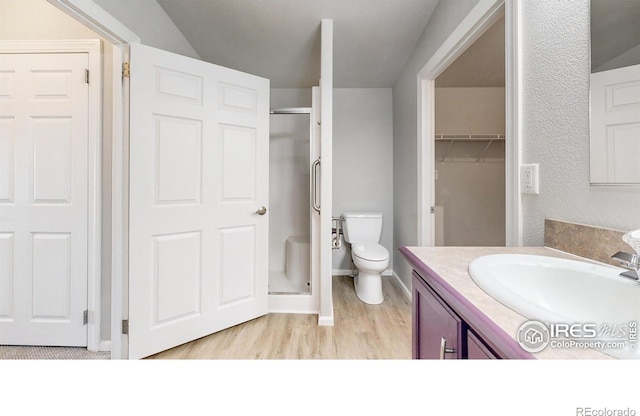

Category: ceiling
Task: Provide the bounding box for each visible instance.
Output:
[93,1,639,89]
[156,0,439,88]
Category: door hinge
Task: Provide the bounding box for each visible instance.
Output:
[122,62,130,78]
[122,319,129,335]
[85,69,90,84]
[430,206,436,214]
[83,309,88,325]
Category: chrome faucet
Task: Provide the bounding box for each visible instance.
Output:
[611,251,640,281]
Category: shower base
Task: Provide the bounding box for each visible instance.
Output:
[268,270,310,294]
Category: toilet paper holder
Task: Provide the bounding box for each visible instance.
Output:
[331,216,343,250]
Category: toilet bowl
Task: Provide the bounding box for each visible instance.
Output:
[341,212,389,305]
[351,243,389,304]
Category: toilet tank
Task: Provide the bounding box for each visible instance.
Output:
[341,212,383,244]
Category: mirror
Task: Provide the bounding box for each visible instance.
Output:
[590,0,640,184]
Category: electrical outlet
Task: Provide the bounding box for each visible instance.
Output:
[521,164,539,194]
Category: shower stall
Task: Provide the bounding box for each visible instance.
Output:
[268,96,320,313]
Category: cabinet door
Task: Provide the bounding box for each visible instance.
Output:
[467,330,498,359]
[412,273,462,359]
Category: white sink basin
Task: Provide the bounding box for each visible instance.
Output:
[468,254,640,359]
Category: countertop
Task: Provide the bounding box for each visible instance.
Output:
[401,246,613,359]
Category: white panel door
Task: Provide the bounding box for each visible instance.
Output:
[0,53,88,346]
[591,63,640,184]
[128,43,269,359]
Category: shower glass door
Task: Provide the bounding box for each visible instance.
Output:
[268,110,312,294]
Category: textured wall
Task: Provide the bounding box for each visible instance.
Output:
[521,0,640,246]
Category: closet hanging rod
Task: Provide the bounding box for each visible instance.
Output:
[437,135,505,162]
[435,134,505,141]
[270,107,312,114]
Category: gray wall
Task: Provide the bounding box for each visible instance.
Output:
[271,88,312,109]
[93,0,200,59]
[392,0,480,289]
[435,87,505,134]
[332,89,394,273]
[520,0,640,245]
[435,87,506,247]
[593,43,640,73]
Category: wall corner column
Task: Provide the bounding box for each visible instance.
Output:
[318,19,334,326]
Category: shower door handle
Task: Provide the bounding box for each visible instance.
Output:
[311,158,321,213]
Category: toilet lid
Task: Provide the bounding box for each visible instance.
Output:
[352,244,389,262]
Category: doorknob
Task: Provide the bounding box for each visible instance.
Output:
[255,206,267,215]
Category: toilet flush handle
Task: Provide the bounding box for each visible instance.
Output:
[256,206,267,215]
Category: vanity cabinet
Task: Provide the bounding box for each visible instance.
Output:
[467,330,498,359]
[413,272,462,359]
[412,272,499,359]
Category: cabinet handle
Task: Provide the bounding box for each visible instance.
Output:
[439,337,456,359]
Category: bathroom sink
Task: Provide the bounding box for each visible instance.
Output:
[468,254,640,359]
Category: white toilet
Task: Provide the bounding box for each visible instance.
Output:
[341,212,389,304]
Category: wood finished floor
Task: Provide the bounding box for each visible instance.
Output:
[148,275,412,359]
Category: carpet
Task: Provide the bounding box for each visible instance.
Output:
[0,345,110,360]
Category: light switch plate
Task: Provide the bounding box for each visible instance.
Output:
[521,163,539,194]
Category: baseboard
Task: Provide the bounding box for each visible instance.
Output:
[318,315,334,326]
[392,271,412,299]
[333,268,410,298]
[98,340,111,352]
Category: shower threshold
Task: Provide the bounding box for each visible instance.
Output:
[268,270,310,295]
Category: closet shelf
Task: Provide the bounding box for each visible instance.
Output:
[435,134,505,141]
[435,134,505,162]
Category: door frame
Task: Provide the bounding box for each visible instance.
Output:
[267,107,320,314]
[416,0,523,247]
[48,0,141,359]
[0,39,103,351]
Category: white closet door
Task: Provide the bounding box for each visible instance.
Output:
[0,52,89,346]
[128,43,269,359]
